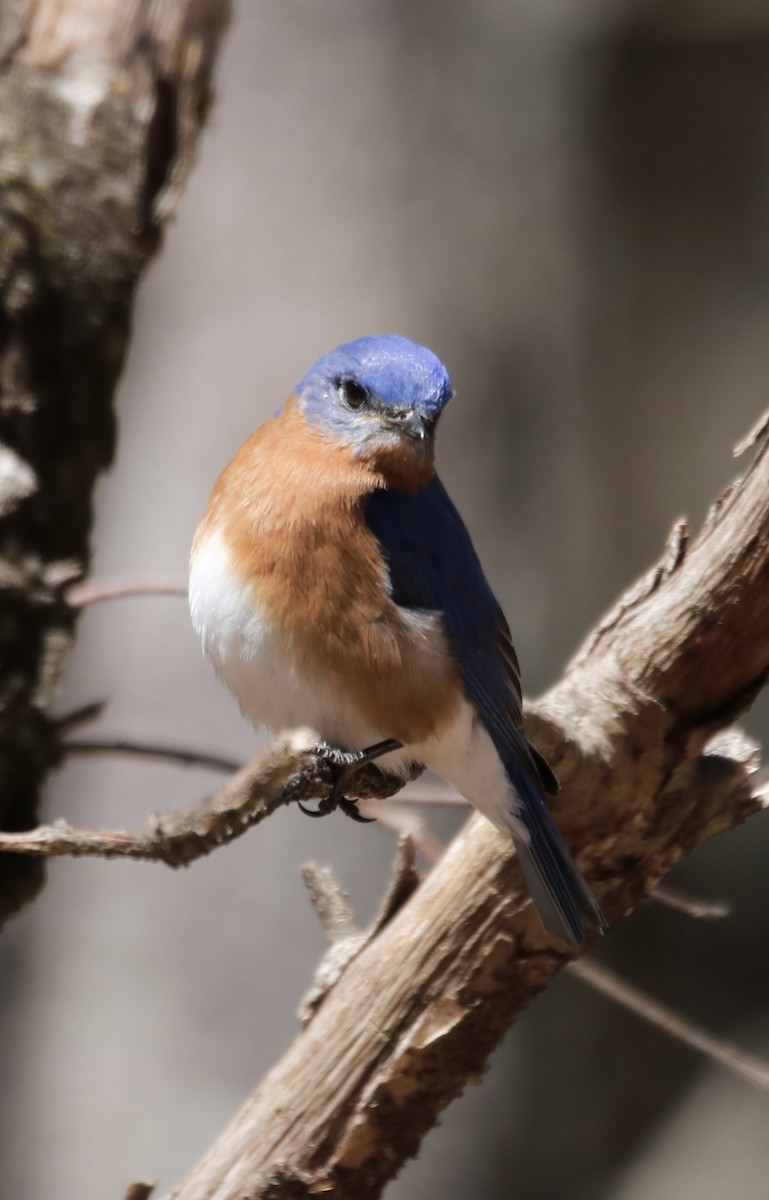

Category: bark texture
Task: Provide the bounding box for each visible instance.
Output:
[0,0,229,920]
[170,436,769,1200]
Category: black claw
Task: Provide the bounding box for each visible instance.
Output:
[297,795,338,819]
[297,800,325,818]
[339,798,376,824]
[297,794,374,823]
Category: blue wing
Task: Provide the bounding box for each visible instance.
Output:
[365,477,605,947]
[364,475,555,795]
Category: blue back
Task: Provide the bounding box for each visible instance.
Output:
[365,477,608,947]
[364,476,545,786]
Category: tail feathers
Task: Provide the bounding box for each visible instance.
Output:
[511,774,605,948]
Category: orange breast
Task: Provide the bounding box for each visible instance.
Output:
[194,401,462,744]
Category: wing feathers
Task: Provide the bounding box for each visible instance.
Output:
[364,477,605,945]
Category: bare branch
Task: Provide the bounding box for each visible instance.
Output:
[166,433,769,1200]
[62,738,243,776]
[650,885,731,922]
[392,783,467,806]
[54,702,106,735]
[733,406,769,457]
[300,864,359,944]
[0,733,412,868]
[358,799,447,862]
[569,959,769,1092]
[67,579,188,607]
[123,1184,155,1200]
[299,844,420,1026]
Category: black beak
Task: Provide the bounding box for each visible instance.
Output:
[394,410,433,442]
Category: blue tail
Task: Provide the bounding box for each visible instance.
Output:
[509,764,605,948]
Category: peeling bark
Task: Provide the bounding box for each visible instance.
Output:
[0,0,230,920]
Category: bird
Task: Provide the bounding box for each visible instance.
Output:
[189,334,605,947]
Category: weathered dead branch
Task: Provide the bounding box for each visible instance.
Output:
[160,435,769,1200]
[0,730,412,866]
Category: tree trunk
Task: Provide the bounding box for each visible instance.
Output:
[0,0,230,921]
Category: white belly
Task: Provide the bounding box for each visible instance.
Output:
[190,528,395,752]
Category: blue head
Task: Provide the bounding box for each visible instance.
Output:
[294,335,454,486]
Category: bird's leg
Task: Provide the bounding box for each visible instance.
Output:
[319,738,403,775]
[299,739,403,823]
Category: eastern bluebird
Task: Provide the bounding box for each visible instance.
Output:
[189,334,605,946]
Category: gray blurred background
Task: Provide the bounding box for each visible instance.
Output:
[3,1,769,1196]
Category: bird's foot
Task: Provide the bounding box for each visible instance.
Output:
[299,739,403,823]
[296,795,376,824]
[298,788,375,823]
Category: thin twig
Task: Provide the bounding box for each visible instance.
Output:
[68,578,188,607]
[300,864,359,944]
[123,1185,155,1200]
[55,701,106,734]
[397,783,467,806]
[298,843,421,1024]
[569,958,769,1091]
[59,734,466,804]
[359,798,447,862]
[0,734,320,867]
[650,884,731,922]
[0,732,409,868]
[63,738,243,775]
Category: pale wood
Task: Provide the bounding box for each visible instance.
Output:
[168,436,769,1199]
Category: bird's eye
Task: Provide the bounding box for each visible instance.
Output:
[336,377,369,410]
